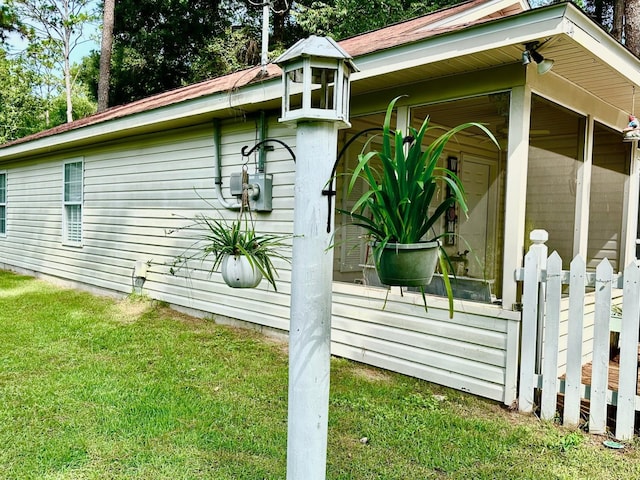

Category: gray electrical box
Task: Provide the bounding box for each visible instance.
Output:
[229,172,244,197]
[229,172,273,212]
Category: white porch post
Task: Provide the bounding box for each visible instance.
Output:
[286,121,338,480]
[275,35,356,480]
[621,141,640,265]
[573,115,593,259]
[502,85,532,310]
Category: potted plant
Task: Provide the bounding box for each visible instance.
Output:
[343,96,499,316]
[169,212,290,291]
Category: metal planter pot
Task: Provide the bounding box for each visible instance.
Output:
[221,254,263,288]
[375,241,439,286]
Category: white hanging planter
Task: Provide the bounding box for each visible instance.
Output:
[220,254,263,288]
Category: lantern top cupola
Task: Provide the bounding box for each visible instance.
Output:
[275,35,358,129]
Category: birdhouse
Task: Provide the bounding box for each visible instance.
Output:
[275,35,358,128]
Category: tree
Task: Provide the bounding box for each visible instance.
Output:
[539,0,639,57]
[97,0,114,112]
[108,0,232,106]
[293,0,463,40]
[624,0,640,57]
[0,5,23,42]
[103,0,467,106]
[7,0,99,122]
[0,49,46,143]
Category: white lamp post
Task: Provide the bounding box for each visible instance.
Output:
[275,36,357,480]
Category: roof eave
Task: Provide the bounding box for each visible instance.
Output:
[0,75,283,162]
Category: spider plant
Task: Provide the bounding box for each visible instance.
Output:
[169,213,290,291]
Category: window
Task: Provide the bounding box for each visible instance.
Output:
[63,160,83,244]
[0,172,6,235]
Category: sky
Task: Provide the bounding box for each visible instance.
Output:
[5,0,100,65]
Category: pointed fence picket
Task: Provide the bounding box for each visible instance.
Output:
[517,235,640,440]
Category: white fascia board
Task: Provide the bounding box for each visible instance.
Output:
[0,78,283,162]
[351,5,570,83]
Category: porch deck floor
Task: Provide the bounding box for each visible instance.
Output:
[579,345,640,395]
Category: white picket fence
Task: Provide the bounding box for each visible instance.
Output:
[517,231,640,440]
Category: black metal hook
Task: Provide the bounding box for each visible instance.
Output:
[322,128,387,233]
[241,138,296,163]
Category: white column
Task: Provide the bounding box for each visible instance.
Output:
[260,3,270,74]
[573,115,593,258]
[501,85,532,310]
[287,121,338,480]
[621,140,639,266]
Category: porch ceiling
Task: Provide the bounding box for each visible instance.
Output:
[351,34,637,116]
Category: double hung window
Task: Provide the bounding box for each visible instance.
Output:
[0,172,6,235]
[63,160,83,244]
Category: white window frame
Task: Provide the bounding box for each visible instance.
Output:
[0,171,6,237]
[62,158,83,246]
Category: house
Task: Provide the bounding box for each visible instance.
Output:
[1,0,639,406]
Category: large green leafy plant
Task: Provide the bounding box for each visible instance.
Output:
[344,96,498,314]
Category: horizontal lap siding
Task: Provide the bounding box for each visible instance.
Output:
[95,121,297,333]
[2,161,63,273]
[587,130,626,272]
[0,121,298,333]
[331,283,519,402]
[83,127,219,296]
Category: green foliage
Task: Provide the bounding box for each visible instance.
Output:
[0,50,46,143]
[108,0,233,105]
[75,51,99,102]
[168,211,291,291]
[345,96,497,247]
[6,0,99,125]
[343,96,498,316]
[46,84,97,124]
[293,0,462,39]
[0,4,24,42]
[189,27,262,80]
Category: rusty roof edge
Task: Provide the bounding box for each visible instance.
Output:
[0,65,285,160]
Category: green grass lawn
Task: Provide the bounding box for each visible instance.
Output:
[1,270,639,479]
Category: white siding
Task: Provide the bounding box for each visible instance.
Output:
[331,283,520,403]
[0,121,298,333]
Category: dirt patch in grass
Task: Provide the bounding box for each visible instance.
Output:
[349,364,394,383]
[110,297,154,324]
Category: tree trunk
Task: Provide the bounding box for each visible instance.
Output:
[64,36,73,123]
[98,0,115,111]
[611,0,624,41]
[592,0,605,25]
[625,0,640,57]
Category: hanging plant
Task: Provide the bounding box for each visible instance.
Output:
[168,199,291,290]
[341,96,499,316]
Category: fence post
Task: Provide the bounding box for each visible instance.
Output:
[530,229,548,373]
[540,251,562,420]
[563,255,586,427]
[518,229,547,413]
[615,260,640,440]
[589,259,613,434]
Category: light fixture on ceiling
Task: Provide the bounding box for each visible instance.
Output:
[522,41,554,75]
